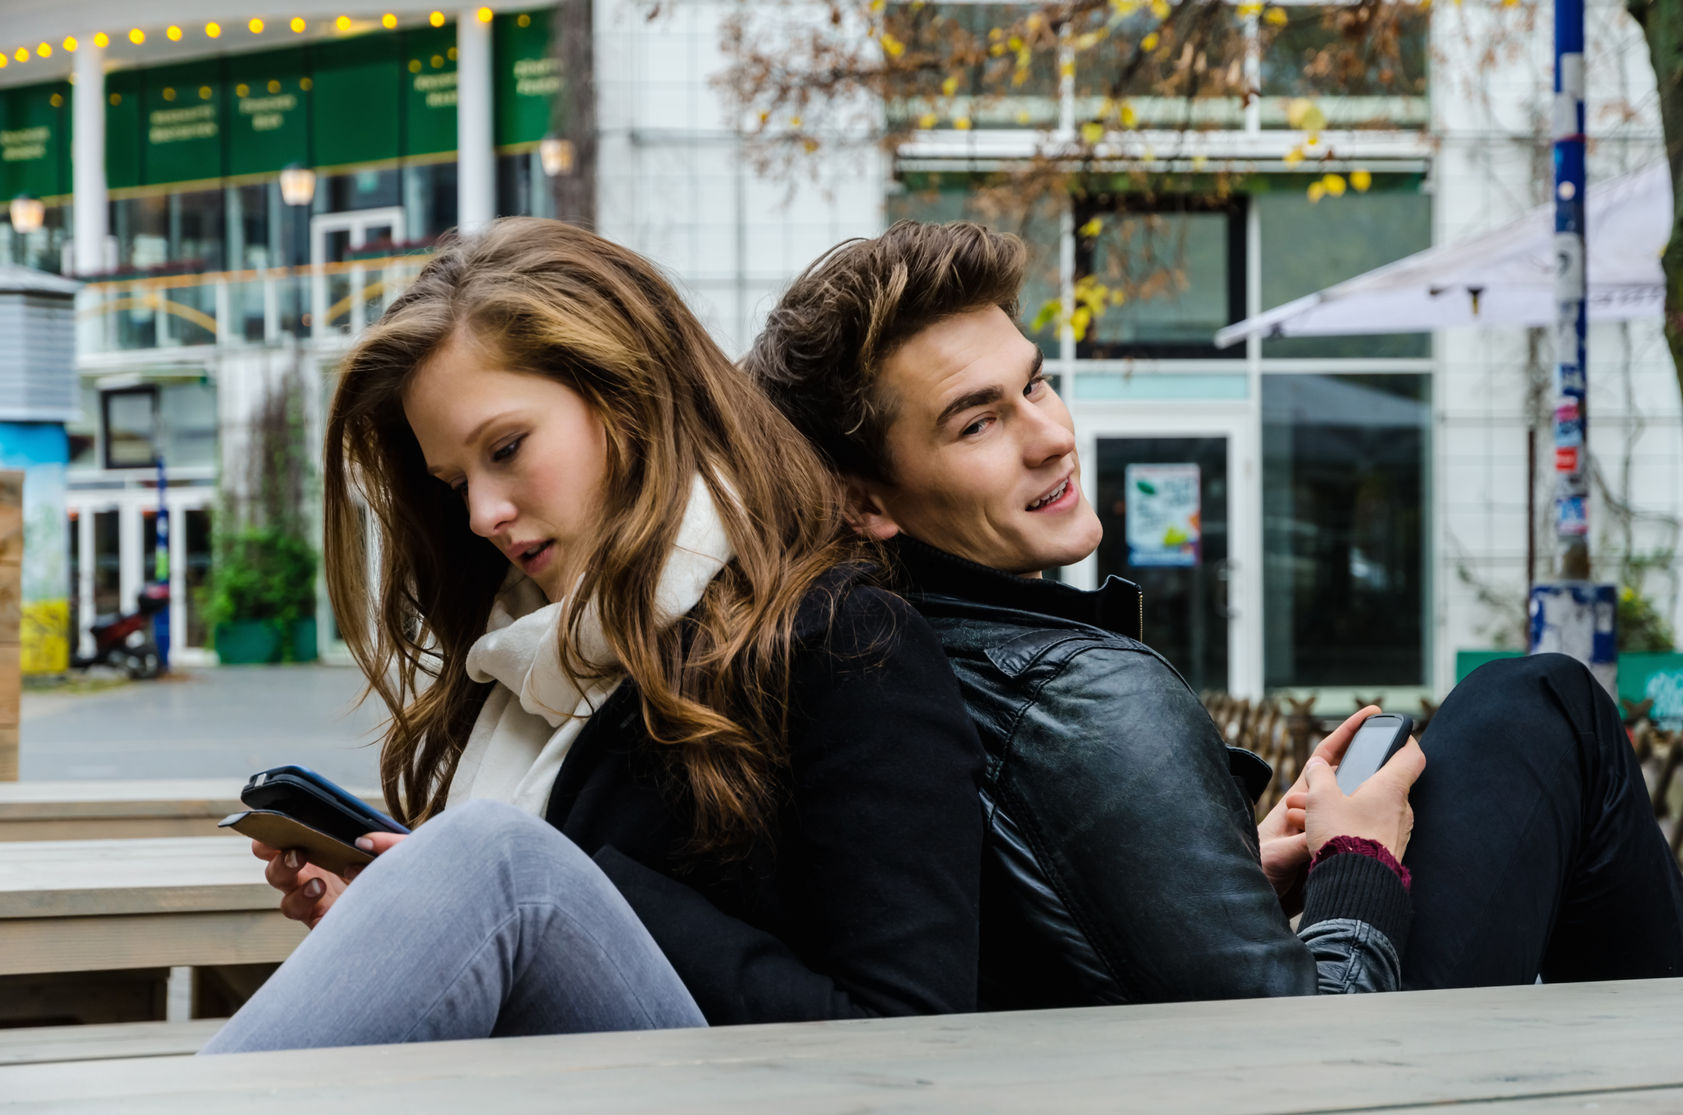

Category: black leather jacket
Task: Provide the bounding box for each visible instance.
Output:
[890,537,1412,1009]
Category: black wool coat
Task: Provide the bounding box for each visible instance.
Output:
[541,570,987,1025]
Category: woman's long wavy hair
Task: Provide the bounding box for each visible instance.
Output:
[324,217,859,854]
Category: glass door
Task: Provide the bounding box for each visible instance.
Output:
[1068,405,1259,696]
[311,207,406,338]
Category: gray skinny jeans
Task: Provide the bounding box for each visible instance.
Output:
[200,799,707,1053]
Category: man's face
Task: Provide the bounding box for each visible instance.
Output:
[855,305,1103,577]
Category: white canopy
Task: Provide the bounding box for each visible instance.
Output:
[1214,160,1671,348]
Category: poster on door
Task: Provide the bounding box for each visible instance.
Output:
[1125,463,1201,567]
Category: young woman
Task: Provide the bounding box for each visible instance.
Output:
[201,218,986,1052]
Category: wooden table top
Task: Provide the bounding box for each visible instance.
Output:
[2,978,1680,1113]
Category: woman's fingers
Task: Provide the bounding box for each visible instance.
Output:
[358,831,408,855]
[264,848,310,891]
[277,872,343,925]
[251,839,283,861]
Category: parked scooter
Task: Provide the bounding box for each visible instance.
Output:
[73,582,168,679]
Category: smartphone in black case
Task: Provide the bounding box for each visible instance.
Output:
[219,765,408,875]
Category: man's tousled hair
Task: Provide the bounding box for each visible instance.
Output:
[744,220,1028,482]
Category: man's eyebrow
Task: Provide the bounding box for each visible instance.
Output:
[934,385,1003,432]
[930,348,1045,433]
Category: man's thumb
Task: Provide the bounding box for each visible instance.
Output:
[1303,756,1338,797]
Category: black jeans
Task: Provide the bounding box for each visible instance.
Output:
[1402,653,1683,987]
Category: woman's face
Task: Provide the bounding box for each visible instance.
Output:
[403,335,610,602]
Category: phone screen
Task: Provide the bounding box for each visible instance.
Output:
[1336,713,1412,794]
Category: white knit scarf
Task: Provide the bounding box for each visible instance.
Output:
[446,474,734,816]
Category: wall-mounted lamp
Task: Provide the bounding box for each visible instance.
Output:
[9,194,45,233]
[279,163,318,207]
[538,135,575,177]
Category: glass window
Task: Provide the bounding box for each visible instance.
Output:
[887,175,1061,348]
[884,3,1058,128]
[92,509,120,617]
[1256,175,1431,359]
[103,387,159,469]
[1074,197,1243,358]
[111,189,226,273]
[1262,373,1430,689]
[183,507,212,648]
[321,167,402,213]
[0,200,70,274]
[1261,5,1429,99]
[1072,4,1243,101]
[159,381,219,470]
[403,160,459,242]
[497,152,555,219]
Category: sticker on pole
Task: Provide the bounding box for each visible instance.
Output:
[1125,463,1201,567]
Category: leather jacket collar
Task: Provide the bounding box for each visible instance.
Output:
[889,535,1144,642]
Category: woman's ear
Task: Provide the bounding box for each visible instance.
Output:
[843,477,902,541]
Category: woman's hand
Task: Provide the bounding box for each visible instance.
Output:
[252,832,408,930]
[1302,709,1426,861]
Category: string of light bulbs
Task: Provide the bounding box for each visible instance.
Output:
[0,8,500,70]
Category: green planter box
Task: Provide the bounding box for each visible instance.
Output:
[215,619,319,665]
[290,617,319,663]
[214,620,282,665]
[1456,648,1683,719]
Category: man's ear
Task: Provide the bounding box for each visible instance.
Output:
[843,477,902,541]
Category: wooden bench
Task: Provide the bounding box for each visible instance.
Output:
[0,836,303,1027]
[0,978,1678,1109]
[0,779,381,842]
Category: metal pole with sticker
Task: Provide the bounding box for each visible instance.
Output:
[1529,0,1616,695]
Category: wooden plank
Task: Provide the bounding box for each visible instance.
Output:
[0,979,1678,1113]
[0,909,304,976]
[0,1019,220,1066]
[0,779,380,841]
[1,470,19,785]
[0,837,283,919]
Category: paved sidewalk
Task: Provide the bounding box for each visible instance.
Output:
[19,665,386,788]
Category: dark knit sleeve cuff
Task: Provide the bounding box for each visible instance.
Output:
[1300,840,1412,954]
[1311,835,1411,889]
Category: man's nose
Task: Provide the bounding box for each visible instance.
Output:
[1023,403,1076,466]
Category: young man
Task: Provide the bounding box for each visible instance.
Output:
[745,219,1683,1006]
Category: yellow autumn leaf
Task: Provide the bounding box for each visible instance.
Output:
[989,27,1003,41]
[1285,98,1324,132]
[1150,0,1170,18]
[1282,146,1304,165]
[1350,169,1372,192]
[1080,121,1105,144]
[1078,217,1103,238]
[1236,1,1262,16]
[1307,182,1326,204]
[1263,6,1288,25]
[869,0,885,10]
[803,138,820,153]
[1016,109,1032,124]
[1120,102,1138,127]
[881,33,905,58]
[917,112,938,129]
[1322,173,1346,196]
[1026,12,1043,31]
[954,116,973,130]
[1141,31,1160,51]
[1191,154,1207,170]
[1007,35,1023,50]
[941,74,960,96]
[1059,59,1075,78]
[790,115,803,127]
[1304,131,1320,147]
[990,42,1007,56]
[1071,306,1092,341]
[1012,66,1030,87]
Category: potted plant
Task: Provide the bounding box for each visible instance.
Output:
[206,526,318,663]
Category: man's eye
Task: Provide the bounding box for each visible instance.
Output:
[491,436,524,463]
[961,417,992,437]
[1024,374,1047,397]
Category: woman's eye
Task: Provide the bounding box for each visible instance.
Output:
[450,480,468,501]
[491,436,524,463]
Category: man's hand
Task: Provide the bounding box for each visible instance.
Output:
[252,832,408,930]
[1254,705,1376,914]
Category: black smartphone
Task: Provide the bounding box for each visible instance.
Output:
[1335,713,1414,794]
[218,766,408,875]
